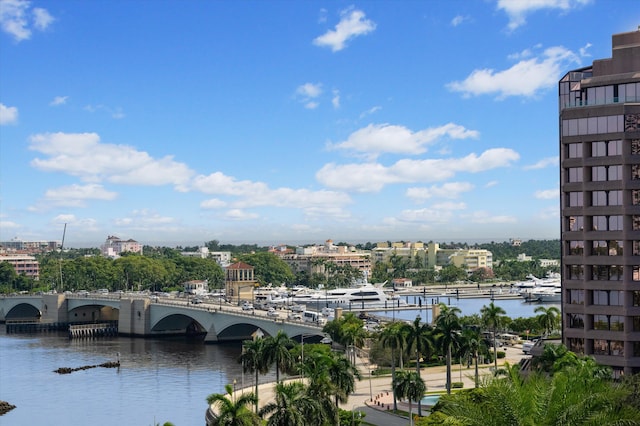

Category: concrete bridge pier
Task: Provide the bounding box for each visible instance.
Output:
[118,298,151,337]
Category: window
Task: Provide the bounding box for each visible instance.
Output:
[634,190,640,206]
[593,339,624,356]
[611,340,624,356]
[608,140,622,156]
[593,315,608,330]
[592,166,606,181]
[593,290,608,305]
[607,165,622,180]
[568,265,584,280]
[568,313,584,328]
[592,191,607,206]
[634,241,640,256]
[632,139,640,155]
[609,215,623,230]
[567,216,584,231]
[634,291,640,306]
[609,240,623,256]
[592,216,607,230]
[568,143,583,158]
[569,289,584,304]
[633,165,640,180]
[592,240,608,255]
[567,338,584,354]
[568,167,583,182]
[634,266,640,281]
[569,192,583,207]
[609,191,622,205]
[592,265,623,280]
[634,216,640,230]
[610,316,624,331]
[634,317,640,332]
[592,141,606,157]
[568,240,583,255]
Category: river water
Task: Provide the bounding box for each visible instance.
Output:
[0,326,253,426]
[0,297,557,426]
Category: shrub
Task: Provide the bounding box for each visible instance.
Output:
[452,382,464,389]
[497,351,506,359]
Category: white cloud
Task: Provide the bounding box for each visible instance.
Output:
[191,172,351,209]
[579,42,592,57]
[200,198,227,209]
[50,96,68,106]
[43,184,118,207]
[329,123,480,159]
[317,148,520,192]
[359,106,381,119]
[536,205,559,220]
[406,182,474,202]
[223,209,259,221]
[295,82,322,109]
[332,89,340,109]
[485,180,498,188]
[463,210,517,224]
[0,220,20,230]
[28,132,194,188]
[451,15,469,27]
[447,45,580,99]
[535,189,558,199]
[524,156,558,170]
[497,0,592,31]
[114,209,177,229]
[0,103,18,124]
[0,0,54,41]
[313,7,376,52]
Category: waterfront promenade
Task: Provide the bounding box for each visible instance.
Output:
[226,344,528,426]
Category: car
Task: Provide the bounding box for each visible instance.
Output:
[266,308,279,318]
[190,298,203,304]
[287,313,302,321]
[522,341,535,354]
[242,303,254,311]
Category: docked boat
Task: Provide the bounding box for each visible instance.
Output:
[289,283,405,309]
[517,273,561,303]
[530,287,561,303]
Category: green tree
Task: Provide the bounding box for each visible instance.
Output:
[393,370,426,426]
[405,315,435,417]
[480,302,506,371]
[534,305,560,337]
[378,321,407,410]
[259,381,322,426]
[434,304,461,394]
[458,328,483,388]
[239,338,269,414]
[326,351,361,407]
[263,330,295,384]
[206,383,260,426]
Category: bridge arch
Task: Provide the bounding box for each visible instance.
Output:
[151,313,207,337]
[4,302,41,320]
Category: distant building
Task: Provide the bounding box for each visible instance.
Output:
[100,236,143,257]
[426,243,492,273]
[183,280,209,296]
[0,238,60,254]
[180,247,232,267]
[0,254,39,280]
[559,29,640,376]
[225,262,257,305]
[279,239,371,279]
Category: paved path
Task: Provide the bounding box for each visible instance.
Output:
[228,344,529,426]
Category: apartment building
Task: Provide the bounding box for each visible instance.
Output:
[0,254,39,280]
[560,29,640,375]
[100,235,143,257]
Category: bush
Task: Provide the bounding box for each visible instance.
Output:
[452,382,464,389]
[497,351,506,359]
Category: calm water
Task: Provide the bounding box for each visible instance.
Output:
[382,295,560,323]
[0,326,263,426]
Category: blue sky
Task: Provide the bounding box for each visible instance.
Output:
[0,0,638,248]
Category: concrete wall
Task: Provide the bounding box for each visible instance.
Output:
[41,294,68,323]
[118,298,150,336]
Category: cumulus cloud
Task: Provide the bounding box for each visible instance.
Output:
[0,0,54,41]
[191,172,351,210]
[313,7,376,52]
[200,198,227,209]
[223,209,259,221]
[28,132,194,188]
[406,182,474,202]
[524,156,558,170]
[317,148,520,192]
[0,220,20,230]
[535,189,558,199]
[43,184,118,207]
[328,123,480,159]
[50,96,68,106]
[497,0,592,31]
[0,103,18,124]
[332,89,340,109]
[114,209,177,229]
[447,45,580,99]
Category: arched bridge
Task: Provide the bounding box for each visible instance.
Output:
[0,294,326,343]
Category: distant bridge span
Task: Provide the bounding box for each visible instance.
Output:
[0,294,326,342]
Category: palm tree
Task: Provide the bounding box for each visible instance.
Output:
[534,305,560,337]
[326,351,361,406]
[434,304,461,394]
[263,330,295,384]
[405,315,434,417]
[259,381,322,426]
[458,328,483,388]
[378,321,407,410]
[206,383,261,426]
[296,351,340,425]
[393,369,426,426]
[239,338,269,414]
[480,302,506,371]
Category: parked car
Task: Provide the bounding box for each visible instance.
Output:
[287,313,302,321]
[522,341,535,354]
[241,303,254,311]
[190,298,203,304]
[267,308,279,318]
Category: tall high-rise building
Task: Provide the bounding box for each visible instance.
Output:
[560,29,640,376]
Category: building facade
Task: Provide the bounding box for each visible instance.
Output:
[0,254,40,280]
[100,235,143,257]
[560,29,640,375]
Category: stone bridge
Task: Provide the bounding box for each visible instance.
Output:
[0,294,326,343]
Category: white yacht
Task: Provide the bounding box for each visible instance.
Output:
[517,273,561,302]
[290,283,405,309]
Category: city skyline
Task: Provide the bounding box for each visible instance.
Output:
[1,0,638,247]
